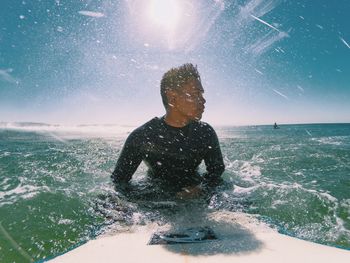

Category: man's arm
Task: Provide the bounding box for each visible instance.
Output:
[111,132,143,188]
[202,126,225,188]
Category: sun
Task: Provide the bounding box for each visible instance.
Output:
[148,0,181,30]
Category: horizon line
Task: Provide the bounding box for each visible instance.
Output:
[1,120,350,127]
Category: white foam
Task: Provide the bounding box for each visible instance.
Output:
[340,199,350,219]
[0,184,50,206]
[233,185,258,195]
[0,122,134,139]
[0,178,12,189]
[319,192,338,203]
[58,219,74,225]
[225,159,262,184]
[240,161,262,180]
[271,200,288,209]
[258,182,340,208]
[0,151,11,157]
[312,136,348,146]
[293,171,304,177]
[252,153,265,163]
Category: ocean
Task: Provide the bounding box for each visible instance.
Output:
[0,122,349,262]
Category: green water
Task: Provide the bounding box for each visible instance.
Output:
[0,123,350,262]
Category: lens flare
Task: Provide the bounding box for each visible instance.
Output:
[148,0,180,30]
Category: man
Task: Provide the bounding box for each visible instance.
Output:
[111,63,225,199]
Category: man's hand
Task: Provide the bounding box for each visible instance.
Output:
[176,185,203,199]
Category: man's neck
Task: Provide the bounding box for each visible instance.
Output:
[164,112,191,128]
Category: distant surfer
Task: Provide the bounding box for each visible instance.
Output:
[274,122,279,129]
[111,63,225,199]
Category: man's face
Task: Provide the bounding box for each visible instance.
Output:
[172,78,206,121]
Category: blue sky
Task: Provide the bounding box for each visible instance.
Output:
[0,0,349,125]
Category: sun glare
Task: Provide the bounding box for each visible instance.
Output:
[148,0,181,30]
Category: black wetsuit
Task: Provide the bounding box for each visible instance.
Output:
[111,117,225,192]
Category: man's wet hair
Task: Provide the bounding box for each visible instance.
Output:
[160,63,201,109]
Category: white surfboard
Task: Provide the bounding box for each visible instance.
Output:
[48,211,350,263]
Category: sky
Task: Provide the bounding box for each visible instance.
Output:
[0,0,349,125]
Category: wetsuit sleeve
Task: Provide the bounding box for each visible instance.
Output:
[203,127,225,187]
[111,131,143,186]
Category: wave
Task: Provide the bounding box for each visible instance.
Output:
[0,184,50,207]
[312,136,350,146]
[0,122,135,138]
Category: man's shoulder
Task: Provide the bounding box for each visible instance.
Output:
[125,117,161,143]
[131,117,161,135]
[194,121,216,133]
